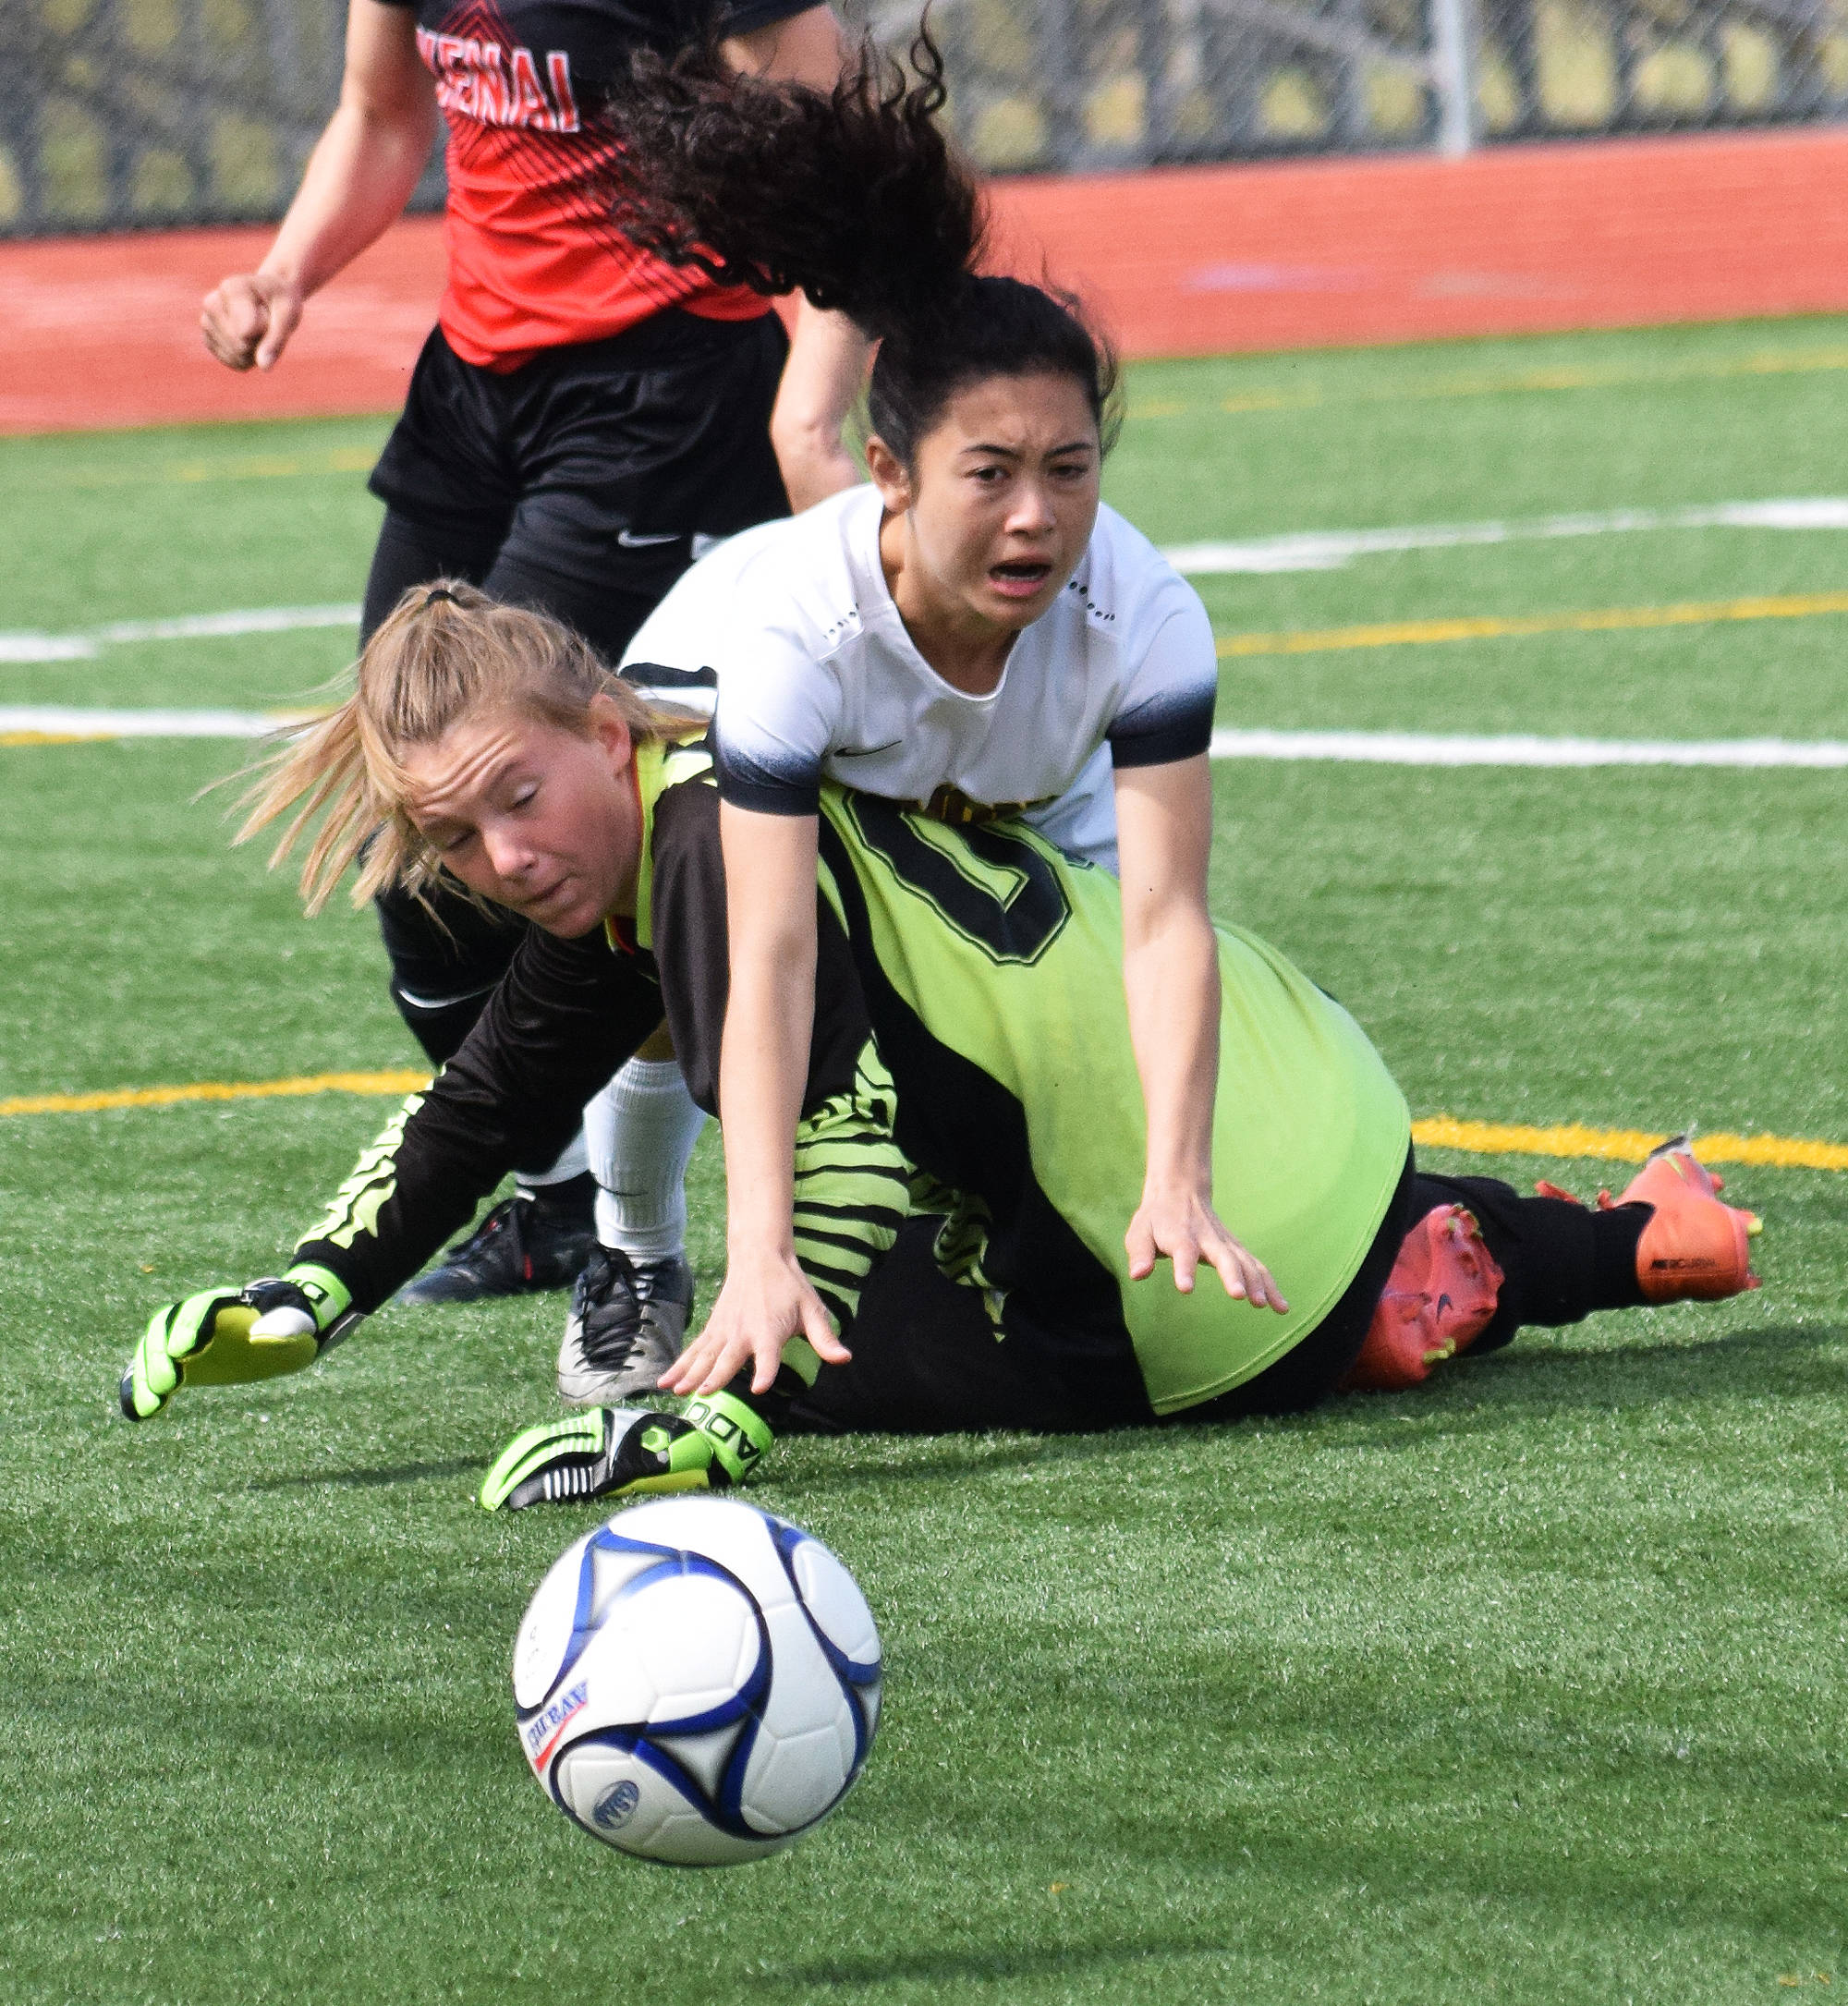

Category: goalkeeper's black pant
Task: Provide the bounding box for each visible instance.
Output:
[783,1150,1649,1436]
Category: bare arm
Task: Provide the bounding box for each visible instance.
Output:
[659,804,848,1395]
[720,1,850,84]
[723,5,871,511]
[1115,756,1287,1310]
[771,296,871,511]
[201,0,436,371]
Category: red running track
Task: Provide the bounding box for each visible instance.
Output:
[7,128,1848,433]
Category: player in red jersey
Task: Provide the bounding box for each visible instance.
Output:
[201,0,869,1361]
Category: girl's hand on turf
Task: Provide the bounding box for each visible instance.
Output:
[659,1245,849,1398]
[201,272,305,372]
[1126,1184,1288,1313]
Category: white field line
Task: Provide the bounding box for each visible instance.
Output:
[2,491,1846,661]
[0,603,359,665]
[1162,498,1848,574]
[0,705,312,738]
[6,704,1848,769]
[1210,729,1848,767]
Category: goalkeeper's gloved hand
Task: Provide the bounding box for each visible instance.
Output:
[478,1393,772,1512]
[119,1263,359,1421]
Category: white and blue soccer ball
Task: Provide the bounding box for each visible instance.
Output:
[512,1495,882,1866]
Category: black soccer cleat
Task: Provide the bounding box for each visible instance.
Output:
[395,1173,598,1307]
[555,1246,695,1405]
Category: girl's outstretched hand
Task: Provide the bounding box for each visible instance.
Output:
[1126,1185,1289,1313]
[659,1245,849,1397]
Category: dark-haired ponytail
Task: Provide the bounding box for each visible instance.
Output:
[602,28,1118,467]
[604,32,982,346]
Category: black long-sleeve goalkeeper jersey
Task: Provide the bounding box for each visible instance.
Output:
[294,739,903,1320]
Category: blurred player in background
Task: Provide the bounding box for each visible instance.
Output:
[199,0,869,1381]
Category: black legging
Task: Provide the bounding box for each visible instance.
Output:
[786,1149,1649,1435]
[359,505,661,668]
[359,310,791,1071]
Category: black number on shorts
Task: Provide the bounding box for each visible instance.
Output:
[845,795,1071,966]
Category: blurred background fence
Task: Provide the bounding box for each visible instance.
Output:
[869,0,1848,169]
[6,0,1847,235]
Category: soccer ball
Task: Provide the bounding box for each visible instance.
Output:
[511,1495,882,1866]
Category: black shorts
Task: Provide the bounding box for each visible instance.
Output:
[366,309,791,631]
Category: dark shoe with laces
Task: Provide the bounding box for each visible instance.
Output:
[395,1174,598,1307]
[556,1245,696,1405]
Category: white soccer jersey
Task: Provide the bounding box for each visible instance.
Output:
[621,485,1217,870]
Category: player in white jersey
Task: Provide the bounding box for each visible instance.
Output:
[622,484,1215,872]
[625,483,1215,869]
[590,466,1209,1344]
[591,33,1285,1401]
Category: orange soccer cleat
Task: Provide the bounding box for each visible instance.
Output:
[1611,1135,1762,1302]
[1340,1204,1506,1392]
[1535,1136,1761,1302]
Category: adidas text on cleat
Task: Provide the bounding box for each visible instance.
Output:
[555,1246,694,1405]
[1341,1203,1505,1392]
[1614,1135,1762,1303]
[396,1175,597,1307]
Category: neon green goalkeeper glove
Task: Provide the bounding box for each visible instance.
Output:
[477,1393,772,1512]
[119,1264,358,1421]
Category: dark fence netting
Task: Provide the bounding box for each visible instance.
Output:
[6,0,1845,235]
[855,0,1848,168]
[6,0,444,237]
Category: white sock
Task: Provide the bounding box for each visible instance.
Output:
[585,1058,707,1264]
[514,1126,590,1195]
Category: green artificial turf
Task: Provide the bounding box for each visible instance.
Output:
[2,318,1846,2003]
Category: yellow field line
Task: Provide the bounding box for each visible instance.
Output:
[0,1070,428,1117]
[18,347,1846,485]
[30,447,382,493]
[1,1069,1841,1172]
[22,346,1848,486]
[169,449,378,484]
[19,346,1848,484]
[1412,1116,1848,1173]
[1216,590,1848,659]
[1131,345,1848,422]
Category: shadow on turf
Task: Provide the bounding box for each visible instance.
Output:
[763,1943,1237,1994]
[1334,1319,1845,1428]
[778,1440,1068,1488]
[230,1323,1842,1496]
[244,1455,484,1492]
[794,1321,1842,1453]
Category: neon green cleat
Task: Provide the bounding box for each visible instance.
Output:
[478,1393,772,1512]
